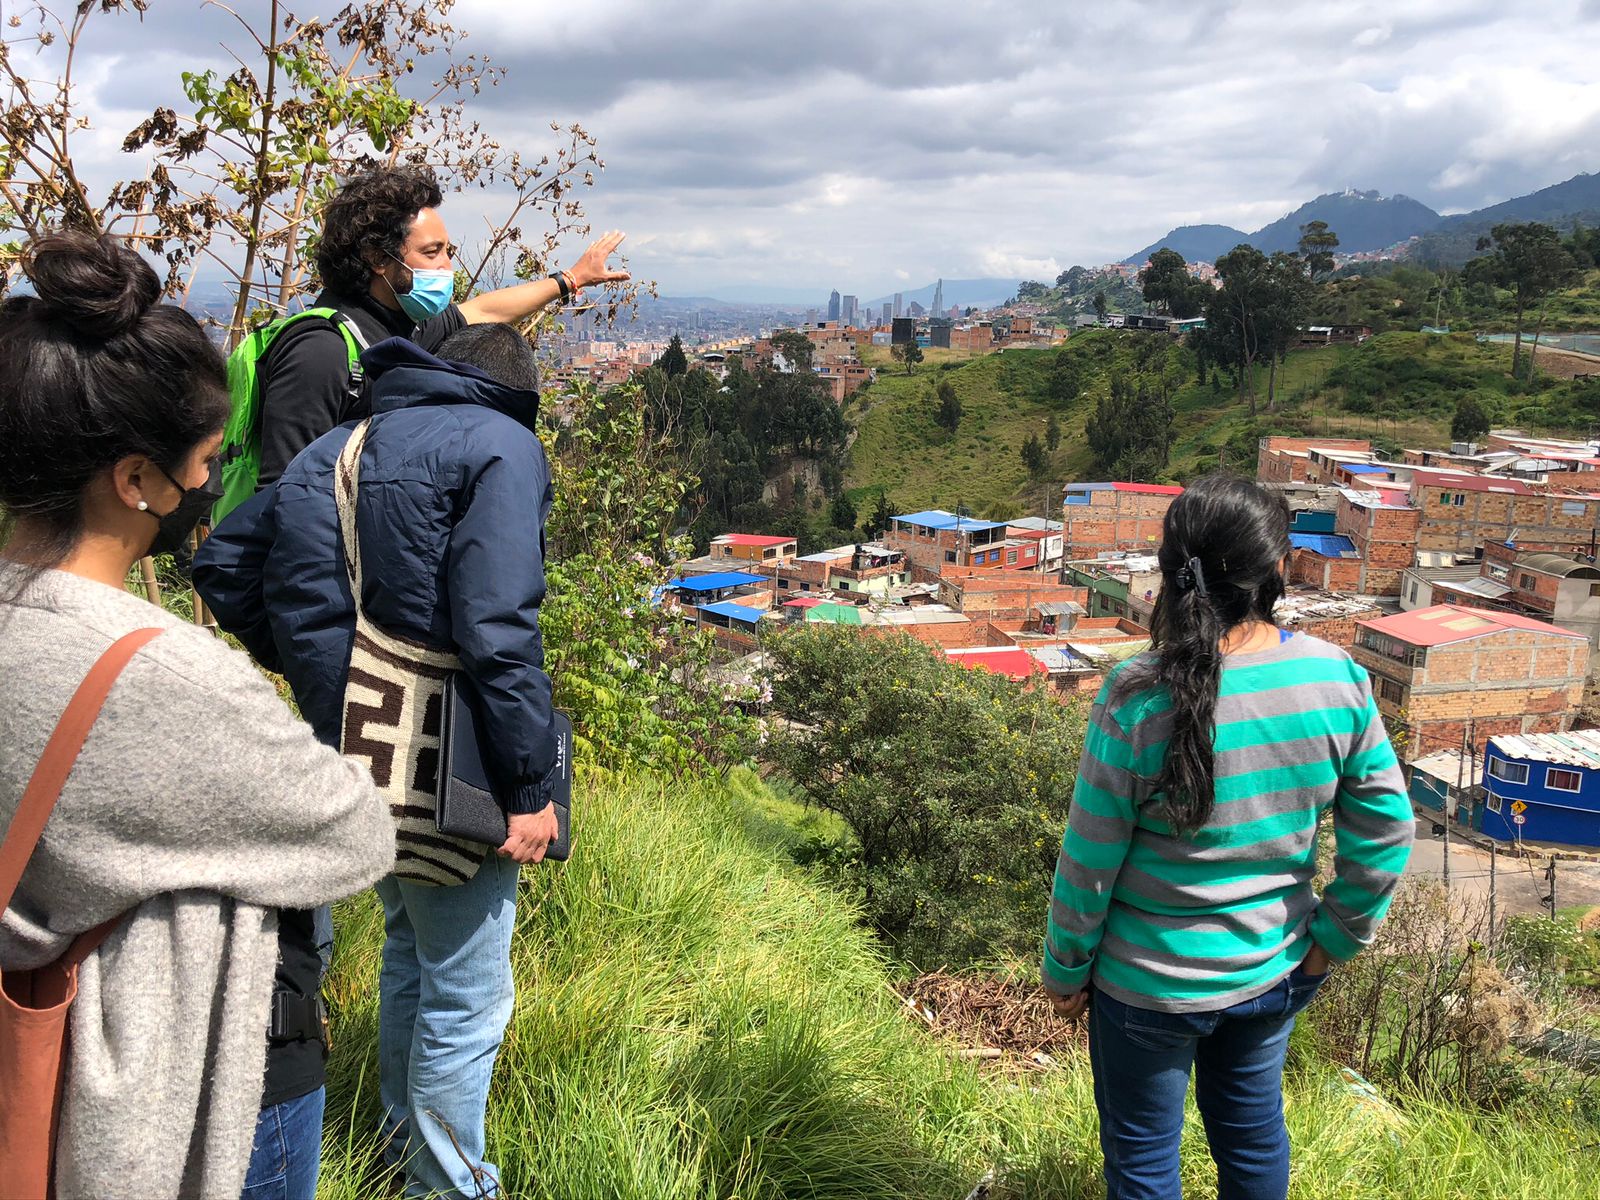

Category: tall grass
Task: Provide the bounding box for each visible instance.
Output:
[316,769,1592,1198]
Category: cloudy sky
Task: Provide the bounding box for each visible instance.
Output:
[24,0,1600,300]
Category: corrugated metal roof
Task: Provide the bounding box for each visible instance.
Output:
[891,510,1008,533]
[1438,577,1513,600]
[1342,463,1390,475]
[668,571,768,591]
[712,534,795,547]
[1290,532,1359,558]
[698,600,767,624]
[805,602,863,625]
[945,647,1046,679]
[1411,750,1482,788]
[1517,553,1600,580]
[1034,600,1087,616]
[1489,730,1600,769]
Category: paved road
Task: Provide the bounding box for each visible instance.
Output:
[1404,816,1600,918]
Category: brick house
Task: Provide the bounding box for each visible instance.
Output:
[1272,590,1382,648]
[882,511,1031,579]
[934,569,1090,633]
[1479,543,1600,650]
[1405,468,1600,557]
[1287,531,1364,592]
[1062,554,1164,627]
[1333,488,1420,594]
[1061,483,1183,558]
[709,533,798,566]
[1350,605,1588,761]
[1256,437,1373,485]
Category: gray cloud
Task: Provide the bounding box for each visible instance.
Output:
[20,0,1598,297]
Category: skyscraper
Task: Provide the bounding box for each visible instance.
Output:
[893,292,903,318]
[881,302,892,325]
[931,278,944,319]
[827,290,841,322]
[842,294,858,328]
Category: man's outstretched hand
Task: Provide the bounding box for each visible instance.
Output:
[569,230,631,290]
[499,805,560,864]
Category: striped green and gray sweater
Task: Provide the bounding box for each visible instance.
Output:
[1043,633,1414,1013]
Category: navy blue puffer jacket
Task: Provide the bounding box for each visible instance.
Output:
[194,337,557,811]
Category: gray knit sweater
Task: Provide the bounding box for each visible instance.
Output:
[0,567,395,1199]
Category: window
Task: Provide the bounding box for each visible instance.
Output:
[778,578,790,589]
[1486,793,1503,814]
[1408,581,1419,603]
[1547,768,1582,793]
[800,582,811,592]
[1007,550,1019,565]
[1375,677,1405,705]
[1563,501,1587,516]
[1488,757,1528,785]
[1519,573,1537,590]
[1454,493,1466,506]
[1590,583,1600,597]
[944,550,957,563]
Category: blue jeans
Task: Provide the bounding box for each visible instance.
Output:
[1088,966,1326,1200]
[375,852,519,1200]
[241,1086,326,1200]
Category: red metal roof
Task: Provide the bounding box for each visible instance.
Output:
[1109,482,1184,496]
[781,597,824,608]
[1358,604,1587,647]
[714,534,797,547]
[945,647,1046,680]
[1406,468,1536,495]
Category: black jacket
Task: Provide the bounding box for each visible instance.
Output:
[255,289,465,489]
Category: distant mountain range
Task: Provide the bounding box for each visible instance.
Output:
[1122,171,1600,268]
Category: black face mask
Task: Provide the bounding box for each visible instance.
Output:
[144,460,222,560]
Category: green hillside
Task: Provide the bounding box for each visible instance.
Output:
[314,767,1593,1199]
[845,330,1600,515]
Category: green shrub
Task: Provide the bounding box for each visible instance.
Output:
[763,627,1083,968]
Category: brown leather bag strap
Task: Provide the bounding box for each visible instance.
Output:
[0,627,165,919]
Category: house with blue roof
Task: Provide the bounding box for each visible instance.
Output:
[1288,528,1364,592]
[883,508,1037,576]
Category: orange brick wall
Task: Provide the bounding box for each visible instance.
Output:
[1063,490,1175,556]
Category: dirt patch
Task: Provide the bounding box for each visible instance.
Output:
[895,970,1084,1067]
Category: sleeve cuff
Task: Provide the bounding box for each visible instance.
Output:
[1309,907,1366,962]
[505,773,556,815]
[1042,942,1092,995]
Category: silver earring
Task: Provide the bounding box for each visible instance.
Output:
[137,500,149,511]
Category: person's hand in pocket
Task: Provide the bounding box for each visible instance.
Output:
[1050,989,1089,1020]
[1300,942,1332,978]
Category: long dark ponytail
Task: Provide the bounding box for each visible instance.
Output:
[1128,473,1290,835]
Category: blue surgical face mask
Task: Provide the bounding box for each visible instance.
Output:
[385,252,455,322]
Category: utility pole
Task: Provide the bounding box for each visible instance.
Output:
[1487,841,1498,947]
[1546,856,1558,921]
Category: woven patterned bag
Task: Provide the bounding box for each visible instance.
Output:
[335,420,483,887]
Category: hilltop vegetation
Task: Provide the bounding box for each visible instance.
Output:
[844,329,1600,512]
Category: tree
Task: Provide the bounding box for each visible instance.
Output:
[828,492,857,533]
[1048,351,1087,405]
[1298,220,1340,280]
[934,378,962,432]
[1021,433,1048,479]
[1259,251,1312,411]
[1,2,623,342]
[862,491,895,541]
[1451,395,1492,444]
[1045,412,1061,454]
[892,340,923,374]
[1204,245,1272,414]
[1085,372,1174,480]
[1092,290,1109,322]
[1464,223,1580,380]
[656,334,689,377]
[1137,248,1208,318]
[770,328,814,372]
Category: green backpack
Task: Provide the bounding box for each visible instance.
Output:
[213,308,370,526]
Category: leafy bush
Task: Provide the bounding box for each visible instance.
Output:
[762,627,1083,967]
[541,379,748,772]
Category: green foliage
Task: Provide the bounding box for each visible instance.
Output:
[1464,222,1584,378]
[1450,394,1491,443]
[935,378,963,433]
[1020,432,1048,479]
[1297,220,1340,280]
[1045,413,1061,454]
[893,340,924,374]
[828,491,857,533]
[1085,371,1175,480]
[542,379,748,771]
[655,334,689,377]
[862,490,895,541]
[1138,248,1209,318]
[763,627,1083,968]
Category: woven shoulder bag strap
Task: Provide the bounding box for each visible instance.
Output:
[334,420,372,601]
[0,627,163,964]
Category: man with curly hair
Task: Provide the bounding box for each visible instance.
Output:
[255,165,628,489]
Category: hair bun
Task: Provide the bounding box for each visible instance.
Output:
[23,230,162,339]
